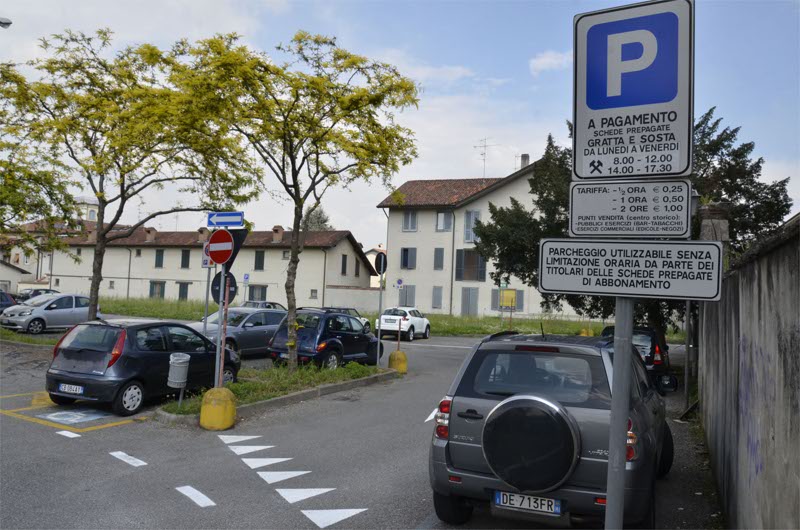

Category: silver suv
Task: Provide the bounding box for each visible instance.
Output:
[429,333,675,528]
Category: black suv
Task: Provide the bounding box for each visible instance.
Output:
[429,333,676,528]
[268,309,382,369]
[601,326,672,390]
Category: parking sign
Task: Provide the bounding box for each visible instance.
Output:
[574,0,693,180]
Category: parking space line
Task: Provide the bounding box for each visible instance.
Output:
[56,431,81,438]
[176,486,216,507]
[0,392,40,399]
[110,451,147,467]
[0,409,146,433]
[4,404,51,413]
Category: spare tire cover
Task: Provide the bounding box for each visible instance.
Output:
[482,395,580,492]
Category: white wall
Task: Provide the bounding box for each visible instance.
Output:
[325,286,382,312]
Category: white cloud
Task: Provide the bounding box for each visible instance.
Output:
[374,49,474,85]
[529,50,572,77]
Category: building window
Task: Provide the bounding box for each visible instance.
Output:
[355,260,360,277]
[149,281,166,299]
[455,249,486,282]
[180,249,190,269]
[464,210,481,243]
[23,254,30,265]
[433,248,444,270]
[282,250,290,260]
[436,211,452,232]
[254,250,265,271]
[400,248,417,270]
[54,278,60,287]
[399,284,416,307]
[310,289,318,299]
[109,280,115,290]
[155,249,164,268]
[341,254,347,275]
[89,209,96,221]
[249,285,267,301]
[76,248,82,256]
[432,286,443,309]
[135,249,141,257]
[402,211,417,232]
[177,282,190,301]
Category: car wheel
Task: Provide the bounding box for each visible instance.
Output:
[433,491,473,525]
[49,394,76,406]
[657,422,674,478]
[27,318,45,335]
[424,325,431,339]
[113,381,145,416]
[323,351,342,370]
[222,365,237,385]
[406,327,415,342]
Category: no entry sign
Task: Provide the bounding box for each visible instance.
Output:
[208,229,234,265]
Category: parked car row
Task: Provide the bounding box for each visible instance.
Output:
[1,293,99,334]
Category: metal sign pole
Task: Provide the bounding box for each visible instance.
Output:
[218,274,231,387]
[214,263,226,388]
[605,296,634,529]
[203,266,211,337]
[377,271,384,365]
[684,299,692,409]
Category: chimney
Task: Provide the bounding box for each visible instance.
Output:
[197,227,210,242]
[272,225,284,244]
[144,227,157,243]
[520,153,530,167]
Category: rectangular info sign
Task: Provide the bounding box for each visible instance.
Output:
[538,239,722,301]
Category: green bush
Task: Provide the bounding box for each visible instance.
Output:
[0,327,61,346]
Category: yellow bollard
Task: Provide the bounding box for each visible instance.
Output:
[388,350,408,375]
[579,328,589,336]
[199,387,237,431]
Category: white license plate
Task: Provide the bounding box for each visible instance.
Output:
[58,383,84,395]
[385,319,396,324]
[494,491,561,515]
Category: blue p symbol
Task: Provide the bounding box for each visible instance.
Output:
[586,12,679,109]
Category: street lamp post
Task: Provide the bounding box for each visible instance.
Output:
[0,17,12,29]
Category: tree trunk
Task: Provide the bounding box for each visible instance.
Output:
[284,205,304,371]
[87,236,106,321]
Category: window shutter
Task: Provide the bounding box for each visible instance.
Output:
[411,211,417,231]
[516,290,525,312]
[149,282,155,298]
[455,249,464,281]
[464,211,472,241]
[399,286,406,306]
[445,212,452,231]
[491,289,499,311]
[478,255,487,282]
[406,285,416,306]
[434,248,443,270]
[473,211,481,242]
[409,248,417,269]
[432,286,442,309]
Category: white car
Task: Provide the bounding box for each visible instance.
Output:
[375,307,431,341]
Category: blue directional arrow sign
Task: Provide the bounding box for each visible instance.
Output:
[207,211,245,228]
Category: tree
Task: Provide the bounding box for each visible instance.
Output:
[301,205,333,231]
[475,108,793,334]
[170,32,418,369]
[0,30,259,318]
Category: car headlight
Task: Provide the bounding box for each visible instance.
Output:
[18,310,32,317]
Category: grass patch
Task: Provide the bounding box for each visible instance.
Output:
[100,297,209,321]
[0,327,61,346]
[161,363,382,415]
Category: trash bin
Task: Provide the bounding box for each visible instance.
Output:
[168,352,191,389]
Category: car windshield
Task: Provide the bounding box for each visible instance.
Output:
[205,311,249,327]
[632,333,653,352]
[461,351,612,409]
[383,309,407,317]
[59,324,122,352]
[242,301,259,308]
[24,295,55,307]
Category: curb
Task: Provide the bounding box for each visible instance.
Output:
[153,369,400,427]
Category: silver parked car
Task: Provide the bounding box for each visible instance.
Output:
[1,294,100,334]
[189,307,286,356]
[429,333,676,528]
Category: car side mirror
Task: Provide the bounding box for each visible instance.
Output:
[659,375,678,392]
[47,304,57,310]
[243,322,254,328]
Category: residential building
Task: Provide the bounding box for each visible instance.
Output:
[363,244,387,288]
[377,159,570,317]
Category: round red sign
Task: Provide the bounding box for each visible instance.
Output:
[208,229,234,265]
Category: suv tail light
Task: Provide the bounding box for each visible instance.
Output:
[107,330,127,368]
[434,396,452,439]
[402,316,408,321]
[52,326,77,358]
[626,417,639,461]
[653,344,663,365]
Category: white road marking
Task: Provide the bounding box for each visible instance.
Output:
[301,509,367,529]
[277,488,335,504]
[229,445,274,455]
[258,471,312,484]
[176,486,216,507]
[425,409,437,423]
[109,451,147,467]
[218,435,261,444]
[56,431,81,438]
[242,457,293,469]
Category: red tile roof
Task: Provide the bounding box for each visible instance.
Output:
[377,178,503,209]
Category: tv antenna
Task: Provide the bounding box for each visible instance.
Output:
[473,137,499,177]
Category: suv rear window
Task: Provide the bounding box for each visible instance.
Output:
[60,324,121,351]
[458,351,612,410]
[383,309,407,317]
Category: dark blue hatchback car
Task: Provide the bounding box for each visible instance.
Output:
[268,309,382,369]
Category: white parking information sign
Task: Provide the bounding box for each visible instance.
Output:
[569,179,691,238]
[538,239,721,301]
[573,0,694,180]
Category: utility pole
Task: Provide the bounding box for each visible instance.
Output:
[473,137,499,178]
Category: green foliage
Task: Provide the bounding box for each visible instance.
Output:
[473,108,793,332]
[162,363,381,415]
[0,327,61,346]
[301,205,333,231]
[98,297,209,321]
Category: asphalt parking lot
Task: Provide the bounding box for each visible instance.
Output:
[1,335,719,529]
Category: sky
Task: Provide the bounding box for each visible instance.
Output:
[3,0,799,248]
